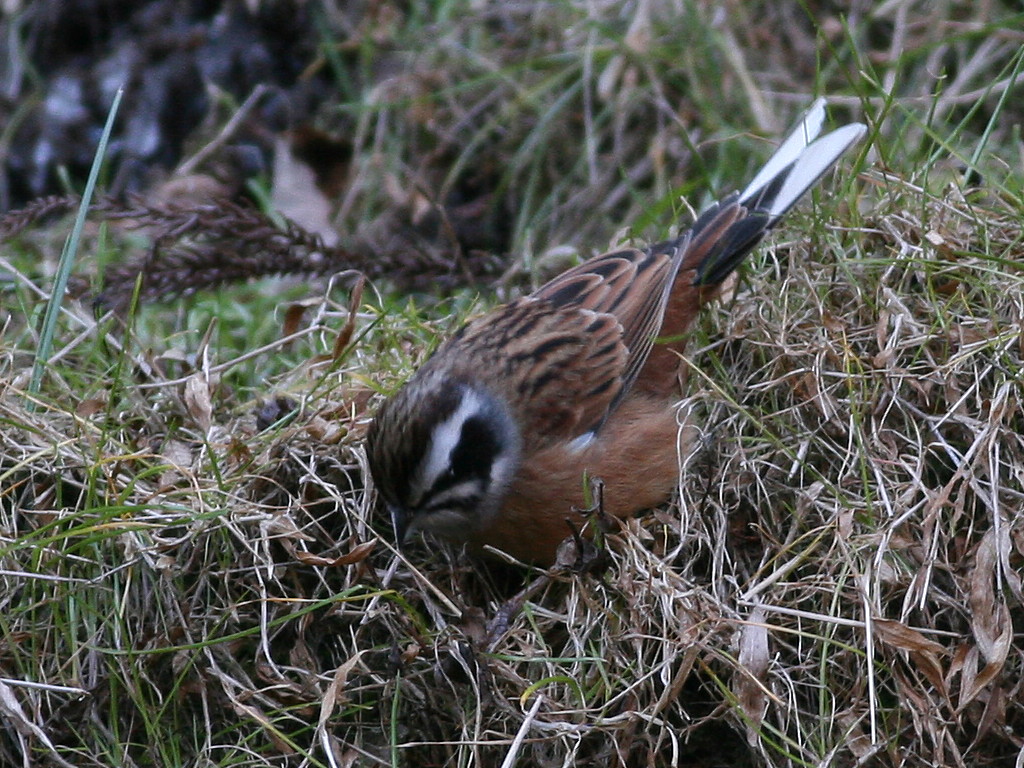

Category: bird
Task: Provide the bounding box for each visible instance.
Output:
[366,99,866,565]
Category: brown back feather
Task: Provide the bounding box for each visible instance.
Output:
[440,298,629,450]
[532,246,684,418]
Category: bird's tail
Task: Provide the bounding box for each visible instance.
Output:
[690,98,867,287]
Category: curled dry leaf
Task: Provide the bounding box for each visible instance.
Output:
[282,301,313,339]
[75,398,106,418]
[318,651,366,727]
[159,438,195,487]
[294,541,376,567]
[304,415,346,444]
[873,618,948,697]
[317,664,364,768]
[183,373,213,433]
[332,275,365,361]
[735,605,771,744]
[400,643,421,664]
[968,530,1013,666]
[261,514,315,543]
[958,529,1013,709]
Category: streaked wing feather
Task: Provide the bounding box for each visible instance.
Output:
[689,205,772,287]
[532,245,685,423]
[443,298,629,446]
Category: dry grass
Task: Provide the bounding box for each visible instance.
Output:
[2,1,1024,767]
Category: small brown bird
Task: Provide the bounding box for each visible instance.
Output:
[367,99,866,564]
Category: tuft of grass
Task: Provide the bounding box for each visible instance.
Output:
[2,2,1024,767]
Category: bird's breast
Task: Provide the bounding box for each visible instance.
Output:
[465,395,692,564]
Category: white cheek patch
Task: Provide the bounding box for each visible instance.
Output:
[488,449,517,492]
[425,478,481,508]
[567,430,596,453]
[410,388,485,506]
[474,450,517,526]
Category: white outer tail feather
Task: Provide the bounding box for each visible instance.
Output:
[740,97,867,219]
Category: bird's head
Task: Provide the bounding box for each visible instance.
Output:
[366,372,521,548]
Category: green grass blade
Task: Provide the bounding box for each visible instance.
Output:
[28,86,124,400]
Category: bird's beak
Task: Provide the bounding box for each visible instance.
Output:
[389,505,410,549]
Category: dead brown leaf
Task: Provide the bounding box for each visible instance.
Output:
[332,275,365,361]
[75,398,106,417]
[735,606,771,744]
[183,373,213,432]
[874,618,948,696]
[294,541,376,568]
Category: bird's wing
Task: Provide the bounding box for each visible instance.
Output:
[531,243,685,418]
[446,296,630,448]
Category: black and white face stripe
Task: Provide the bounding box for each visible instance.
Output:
[407,384,519,535]
[410,388,487,508]
[420,415,501,509]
